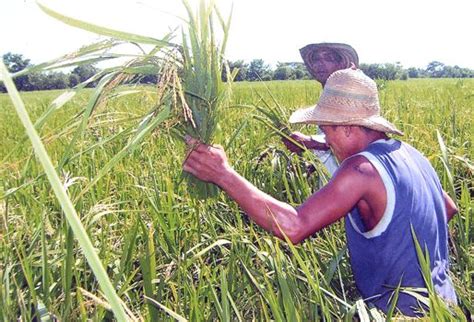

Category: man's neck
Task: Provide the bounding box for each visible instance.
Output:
[352,130,389,156]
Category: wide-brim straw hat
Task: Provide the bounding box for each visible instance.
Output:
[300,43,359,80]
[289,68,403,135]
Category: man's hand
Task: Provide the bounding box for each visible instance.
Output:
[183,136,232,185]
[282,131,329,154]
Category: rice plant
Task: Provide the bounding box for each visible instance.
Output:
[0,1,472,320]
[0,61,132,321]
[176,0,234,199]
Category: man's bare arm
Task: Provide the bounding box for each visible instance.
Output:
[443,190,458,222]
[183,140,373,244]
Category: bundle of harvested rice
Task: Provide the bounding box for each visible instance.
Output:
[176,0,234,199]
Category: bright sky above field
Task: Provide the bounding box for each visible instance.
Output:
[2,0,474,69]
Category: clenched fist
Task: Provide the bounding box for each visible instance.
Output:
[183,136,232,185]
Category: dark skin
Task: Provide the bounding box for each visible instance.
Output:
[183,125,457,244]
[283,48,348,153]
[311,49,348,86]
[282,131,329,154]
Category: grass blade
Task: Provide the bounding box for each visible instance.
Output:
[0,60,130,321]
[144,295,188,321]
[36,1,177,47]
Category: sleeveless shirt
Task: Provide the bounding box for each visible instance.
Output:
[345,138,457,316]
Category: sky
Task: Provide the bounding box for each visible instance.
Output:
[2,0,474,70]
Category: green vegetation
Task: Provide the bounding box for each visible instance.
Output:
[2,53,474,93]
[1,79,472,320]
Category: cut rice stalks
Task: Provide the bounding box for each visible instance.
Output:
[175,0,234,199]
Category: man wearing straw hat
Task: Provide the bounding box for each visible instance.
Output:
[183,67,458,316]
[282,43,360,175]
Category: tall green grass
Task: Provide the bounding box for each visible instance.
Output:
[1,79,472,320]
[0,61,131,321]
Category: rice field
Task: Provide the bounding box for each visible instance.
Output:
[0,78,473,320]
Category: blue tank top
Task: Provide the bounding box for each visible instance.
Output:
[345,139,457,316]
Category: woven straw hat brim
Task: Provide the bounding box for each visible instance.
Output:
[289,105,404,135]
[300,43,359,79]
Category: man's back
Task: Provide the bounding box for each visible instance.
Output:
[346,139,457,315]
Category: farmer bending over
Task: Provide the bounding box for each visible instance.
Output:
[283,43,360,175]
[183,68,458,316]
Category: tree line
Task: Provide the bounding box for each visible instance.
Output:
[1,52,473,92]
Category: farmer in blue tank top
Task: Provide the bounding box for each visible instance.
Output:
[183,68,458,316]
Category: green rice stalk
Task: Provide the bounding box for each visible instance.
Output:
[251,89,313,156]
[62,225,74,318]
[436,130,457,202]
[385,279,402,321]
[114,219,140,289]
[76,288,88,320]
[75,97,171,201]
[14,240,38,319]
[11,39,122,78]
[140,221,159,320]
[274,247,300,321]
[144,295,188,321]
[0,61,131,321]
[33,0,231,201]
[40,212,50,309]
[37,1,177,47]
[271,217,333,319]
[177,0,233,199]
[411,225,463,319]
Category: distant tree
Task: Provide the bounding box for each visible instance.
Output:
[231,60,249,81]
[407,67,420,78]
[71,64,99,87]
[30,72,68,90]
[440,65,473,78]
[223,60,248,81]
[458,67,474,78]
[27,72,48,90]
[399,71,408,80]
[426,61,445,78]
[385,62,404,80]
[360,63,403,80]
[272,62,310,80]
[273,63,292,80]
[47,72,69,90]
[68,73,81,88]
[292,62,311,79]
[2,52,32,91]
[360,63,382,79]
[3,52,30,73]
[247,59,272,81]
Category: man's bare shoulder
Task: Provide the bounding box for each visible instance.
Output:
[322,154,382,198]
[338,154,379,178]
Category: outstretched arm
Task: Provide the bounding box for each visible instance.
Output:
[183,138,301,241]
[183,137,372,244]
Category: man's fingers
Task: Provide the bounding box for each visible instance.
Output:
[184,135,215,154]
[184,135,200,147]
[183,154,200,172]
[183,162,197,176]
